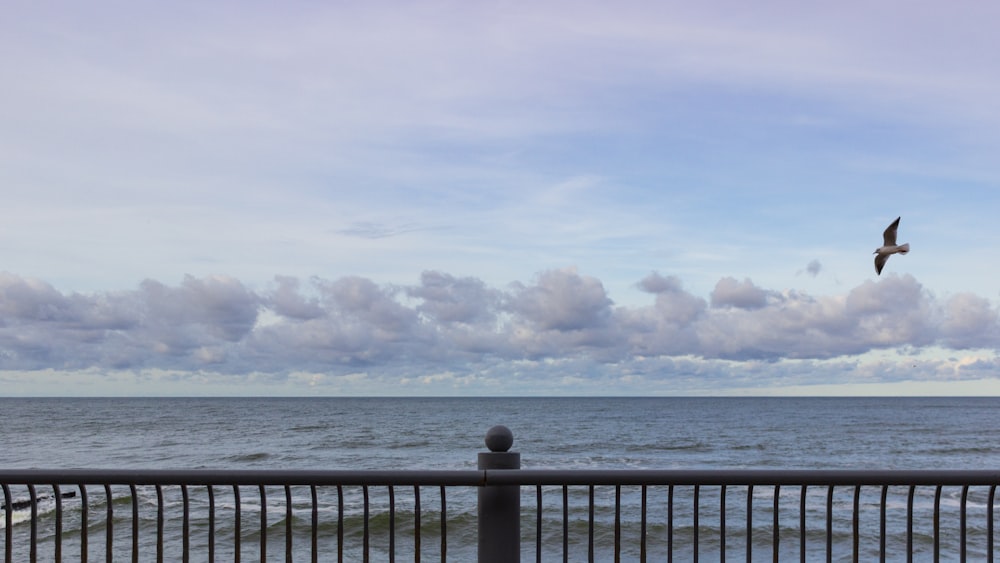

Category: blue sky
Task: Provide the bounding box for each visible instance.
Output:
[2,1,1000,396]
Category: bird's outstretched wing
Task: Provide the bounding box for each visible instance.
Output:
[875,253,890,275]
[882,216,900,246]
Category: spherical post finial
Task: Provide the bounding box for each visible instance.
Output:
[484,425,513,452]
[478,425,519,561]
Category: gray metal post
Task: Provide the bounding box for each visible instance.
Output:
[478,425,521,563]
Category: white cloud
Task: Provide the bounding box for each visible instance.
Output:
[710,277,773,309]
[2,269,998,394]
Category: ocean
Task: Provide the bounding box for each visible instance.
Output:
[2,396,999,560]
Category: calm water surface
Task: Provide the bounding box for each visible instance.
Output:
[2,397,999,560]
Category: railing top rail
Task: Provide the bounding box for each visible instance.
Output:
[2,468,999,487]
[0,469,485,486]
[487,469,1000,486]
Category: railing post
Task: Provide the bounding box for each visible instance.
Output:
[478,425,521,563]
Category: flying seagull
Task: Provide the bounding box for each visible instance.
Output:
[874,216,909,275]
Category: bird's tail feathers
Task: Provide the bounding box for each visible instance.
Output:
[897,243,910,254]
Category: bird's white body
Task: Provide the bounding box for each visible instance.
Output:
[874,217,909,275]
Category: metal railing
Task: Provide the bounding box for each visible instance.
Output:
[3,425,999,562]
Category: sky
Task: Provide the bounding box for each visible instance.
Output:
[2,1,1000,396]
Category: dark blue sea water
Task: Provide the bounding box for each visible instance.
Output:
[2,397,999,560]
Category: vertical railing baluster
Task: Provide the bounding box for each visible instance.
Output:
[285,485,293,563]
[234,485,242,563]
[536,485,542,563]
[746,485,753,563]
[825,486,833,563]
[208,486,216,563]
[439,485,447,563]
[55,483,64,562]
[154,485,163,563]
[879,485,887,563]
[615,485,622,563]
[182,485,190,563]
[720,485,726,563]
[27,484,37,563]
[2,483,11,563]
[81,485,90,563]
[773,485,780,563]
[799,485,807,563]
[129,484,138,563]
[362,485,370,563]
[310,486,318,563]
[988,484,996,563]
[413,486,421,563]
[336,485,343,563]
[259,485,268,563]
[640,485,648,563]
[668,485,674,563]
[588,485,595,563]
[389,485,396,563]
[104,483,113,563]
[934,486,942,563]
[961,485,969,563]
[852,485,860,563]
[563,485,569,563]
[693,485,700,563]
[907,485,915,563]
[562,486,569,563]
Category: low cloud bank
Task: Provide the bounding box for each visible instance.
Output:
[1,269,996,383]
